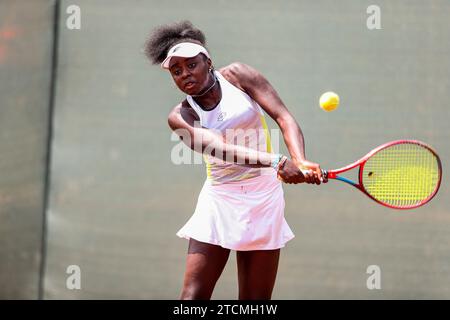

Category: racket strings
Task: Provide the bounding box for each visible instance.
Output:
[362,143,440,208]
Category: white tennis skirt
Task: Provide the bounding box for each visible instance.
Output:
[176,172,295,251]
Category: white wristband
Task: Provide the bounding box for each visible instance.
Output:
[271,154,283,169]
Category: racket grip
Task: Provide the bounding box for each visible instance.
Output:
[299,169,328,182]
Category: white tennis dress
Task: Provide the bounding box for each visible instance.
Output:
[176,71,295,251]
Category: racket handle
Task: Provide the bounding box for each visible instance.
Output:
[299,169,328,182]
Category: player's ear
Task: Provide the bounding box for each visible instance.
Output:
[205,57,213,71]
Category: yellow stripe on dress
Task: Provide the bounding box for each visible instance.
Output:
[203,154,212,179]
[259,114,272,153]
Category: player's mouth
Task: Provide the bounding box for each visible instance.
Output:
[184,81,196,90]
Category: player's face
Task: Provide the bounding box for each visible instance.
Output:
[168,54,212,95]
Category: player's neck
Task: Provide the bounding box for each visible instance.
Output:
[193,76,221,111]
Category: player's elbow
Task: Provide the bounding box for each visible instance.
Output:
[167,116,175,132]
[276,113,297,129]
[167,106,187,133]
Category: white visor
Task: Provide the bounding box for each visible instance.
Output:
[161,42,210,69]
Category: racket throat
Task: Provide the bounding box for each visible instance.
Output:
[335,175,359,188]
[324,170,359,188]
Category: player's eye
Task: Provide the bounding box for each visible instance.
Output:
[188,63,196,69]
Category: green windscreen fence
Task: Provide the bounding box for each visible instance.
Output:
[1,0,449,299]
[0,0,55,299]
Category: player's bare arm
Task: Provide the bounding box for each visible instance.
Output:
[220,62,324,184]
[168,101,296,172]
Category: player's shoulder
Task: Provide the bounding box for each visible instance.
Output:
[168,99,199,127]
[219,62,255,79]
[219,62,261,91]
[168,100,195,118]
[219,62,259,91]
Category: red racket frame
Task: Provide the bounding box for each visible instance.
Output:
[322,140,442,209]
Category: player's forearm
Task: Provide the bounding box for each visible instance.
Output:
[203,139,278,167]
[183,126,280,166]
[278,115,306,163]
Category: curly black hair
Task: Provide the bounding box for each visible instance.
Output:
[145,20,207,65]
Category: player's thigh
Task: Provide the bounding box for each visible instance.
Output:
[236,249,280,299]
[182,239,230,290]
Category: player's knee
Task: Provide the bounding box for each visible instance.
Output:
[180,283,213,300]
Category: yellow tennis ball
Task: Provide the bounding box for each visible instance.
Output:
[319,92,340,112]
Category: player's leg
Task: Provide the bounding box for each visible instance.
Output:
[180,238,230,300]
[236,249,280,300]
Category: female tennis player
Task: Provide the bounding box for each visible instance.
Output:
[145,21,326,300]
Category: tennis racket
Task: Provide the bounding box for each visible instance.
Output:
[312,140,442,209]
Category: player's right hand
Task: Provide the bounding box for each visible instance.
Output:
[277,159,312,184]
